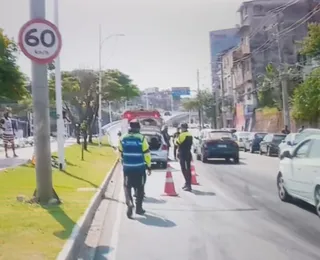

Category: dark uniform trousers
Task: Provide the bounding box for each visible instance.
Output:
[124,171,146,208]
[179,151,192,187]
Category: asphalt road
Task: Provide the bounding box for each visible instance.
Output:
[76,126,320,260]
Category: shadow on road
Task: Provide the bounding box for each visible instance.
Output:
[78,245,114,260]
[144,197,167,204]
[192,190,216,196]
[62,170,99,188]
[44,205,76,240]
[205,160,246,165]
[137,212,176,228]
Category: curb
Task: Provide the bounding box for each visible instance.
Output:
[56,158,120,260]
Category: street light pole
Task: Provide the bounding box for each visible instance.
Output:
[108,101,112,123]
[98,27,124,147]
[54,0,65,170]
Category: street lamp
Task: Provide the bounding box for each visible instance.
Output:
[98,26,125,147]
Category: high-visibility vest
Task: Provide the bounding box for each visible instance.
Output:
[121,133,146,174]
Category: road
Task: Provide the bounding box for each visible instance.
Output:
[0,138,75,171]
[76,125,320,260]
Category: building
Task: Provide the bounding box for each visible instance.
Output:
[233,0,320,130]
[209,28,240,93]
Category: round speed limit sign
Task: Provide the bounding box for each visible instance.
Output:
[18,18,62,64]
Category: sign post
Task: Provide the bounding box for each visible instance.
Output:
[18,0,62,204]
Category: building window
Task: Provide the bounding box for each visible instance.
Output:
[247,88,251,100]
[253,5,263,15]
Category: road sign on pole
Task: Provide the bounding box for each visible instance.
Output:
[18,18,62,64]
[22,0,60,205]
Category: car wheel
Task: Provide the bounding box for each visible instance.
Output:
[243,147,247,152]
[277,172,291,202]
[201,153,208,163]
[314,186,320,217]
[267,147,271,156]
[234,157,239,164]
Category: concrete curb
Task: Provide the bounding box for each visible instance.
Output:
[56,158,120,260]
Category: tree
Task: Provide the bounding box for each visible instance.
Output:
[49,69,139,142]
[0,29,28,101]
[300,23,320,57]
[292,68,320,126]
[257,63,301,109]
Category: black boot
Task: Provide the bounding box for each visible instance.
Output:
[126,199,134,219]
[136,206,146,215]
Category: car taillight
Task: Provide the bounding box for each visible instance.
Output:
[162,144,168,150]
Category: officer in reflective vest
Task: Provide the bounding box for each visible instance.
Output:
[175,123,193,191]
[118,120,152,218]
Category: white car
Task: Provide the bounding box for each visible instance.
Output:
[141,127,168,169]
[234,131,250,150]
[277,135,320,217]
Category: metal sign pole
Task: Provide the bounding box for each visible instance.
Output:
[30,0,54,203]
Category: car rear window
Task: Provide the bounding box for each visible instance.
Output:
[255,133,267,139]
[273,134,286,142]
[294,130,320,144]
[208,131,233,139]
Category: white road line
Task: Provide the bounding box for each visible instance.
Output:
[106,184,125,260]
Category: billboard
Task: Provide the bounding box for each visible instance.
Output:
[171,87,190,97]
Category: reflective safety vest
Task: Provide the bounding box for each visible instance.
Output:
[121,133,146,174]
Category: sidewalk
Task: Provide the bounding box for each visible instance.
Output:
[0,138,76,171]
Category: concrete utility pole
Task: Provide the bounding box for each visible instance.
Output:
[54,0,65,170]
[98,25,103,147]
[196,69,203,129]
[276,14,291,130]
[30,0,54,203]
[220,63,226,128]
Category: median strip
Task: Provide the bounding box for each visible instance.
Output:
[0,140,118,260]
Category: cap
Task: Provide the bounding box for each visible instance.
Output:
[180,123,188,129]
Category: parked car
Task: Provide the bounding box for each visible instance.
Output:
[234,131,250,150]
[279,128,320,157]
[141,127,168,169]
[244,132,267,153]
[259,133,286,156]
[277,135,320,217]
[195,130,239,163]
[278,133,297,156]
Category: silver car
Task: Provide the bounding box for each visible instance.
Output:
[141,127,169,169]
[234,131,250,150]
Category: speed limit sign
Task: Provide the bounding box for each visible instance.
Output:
[18,18,62,64]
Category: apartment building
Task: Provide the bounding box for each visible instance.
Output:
[232,0,320,129]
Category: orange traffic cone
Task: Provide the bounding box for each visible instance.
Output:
[162,170,178,196]
[191,166,199,185]
[31,152,36,165]
[191,160,198,176]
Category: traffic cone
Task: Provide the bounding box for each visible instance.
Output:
[162,170,178,196]
[31,152,36,165]
[191,166,199,185]
[191,160,198,176]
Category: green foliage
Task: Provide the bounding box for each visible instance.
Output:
[257,63,301,109]
[48,69,139,126]
[292,68,320,124]
[300,23,320,57]
[0,29,28,101]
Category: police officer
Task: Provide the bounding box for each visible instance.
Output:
[118,120,151,218]
[175,123,193,191]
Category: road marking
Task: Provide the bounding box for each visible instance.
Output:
[106,184,124,260]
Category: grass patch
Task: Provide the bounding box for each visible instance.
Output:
[0,140,118,260]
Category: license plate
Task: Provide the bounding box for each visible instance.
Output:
[217,144,227,148]
[151,153,157,156]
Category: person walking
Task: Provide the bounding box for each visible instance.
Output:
[161,125,171,159]
[118,120,152,218]
[175,123,193,191]
[172,127,180,160]
[0,109,18,158]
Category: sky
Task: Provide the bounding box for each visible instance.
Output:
[0,0,244,92]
